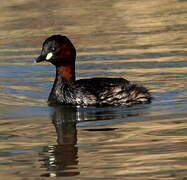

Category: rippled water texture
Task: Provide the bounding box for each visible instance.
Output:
[0,0,187,179]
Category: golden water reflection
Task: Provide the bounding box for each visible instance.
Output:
[1,105,187,179]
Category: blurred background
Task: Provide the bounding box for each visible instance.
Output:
[0,0,187,179]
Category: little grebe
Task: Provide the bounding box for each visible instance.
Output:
[36,35,151,106]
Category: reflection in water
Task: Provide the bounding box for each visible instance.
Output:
[40,105,143,177]
[40,106,79,177]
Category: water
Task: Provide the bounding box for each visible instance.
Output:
[0,0,187,179]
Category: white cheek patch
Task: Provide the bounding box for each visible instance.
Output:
[46,52,53,60]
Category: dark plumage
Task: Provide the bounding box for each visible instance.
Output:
[36,35,152,106]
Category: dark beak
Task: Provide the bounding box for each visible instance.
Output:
[35,55,45,63]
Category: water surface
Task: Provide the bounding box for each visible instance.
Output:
[0,0,187,179]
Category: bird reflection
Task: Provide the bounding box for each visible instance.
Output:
[40,105,146,177]
[40,106,79,177]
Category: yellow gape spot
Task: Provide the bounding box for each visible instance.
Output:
[46,52,53,60]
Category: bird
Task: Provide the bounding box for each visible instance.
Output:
[35,35,151,106]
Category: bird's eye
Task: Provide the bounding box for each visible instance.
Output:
[51,47,56,51]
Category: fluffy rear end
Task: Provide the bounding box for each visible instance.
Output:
[125,84,152,106]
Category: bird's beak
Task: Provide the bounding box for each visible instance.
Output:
[35,52,54,63]
[35,55,45,63]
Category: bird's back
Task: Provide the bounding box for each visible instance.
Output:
[75,78,151,106]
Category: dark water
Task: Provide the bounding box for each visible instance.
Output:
[0,0,187,179]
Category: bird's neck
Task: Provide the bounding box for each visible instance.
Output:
[56,64,75,82]
[48,64,75,105]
